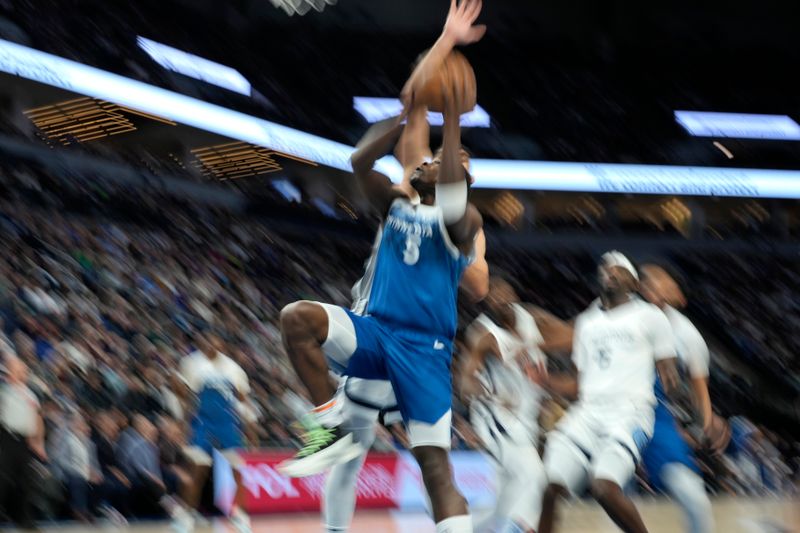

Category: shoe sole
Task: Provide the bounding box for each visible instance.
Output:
[277,434,364,478]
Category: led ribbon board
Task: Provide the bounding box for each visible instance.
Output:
[137,36,251,96]
[3,38,800,198]
[675,111,800,141]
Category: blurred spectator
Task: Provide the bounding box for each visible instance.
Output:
[0,354,44,529]
[158,417,192,504]
[92,410,130,521]
[118,414,166,516]
[51,412,102,523]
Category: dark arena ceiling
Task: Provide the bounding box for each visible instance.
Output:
[2,0,799,169]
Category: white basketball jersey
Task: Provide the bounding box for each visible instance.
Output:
[663,305,709,380]
[471,304,545,444]
[573,298,676,408]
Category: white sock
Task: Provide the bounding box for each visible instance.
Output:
[312,397,344,427]
[662,463,714,533]
[436,515,473,533]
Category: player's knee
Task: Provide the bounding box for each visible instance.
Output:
[280,301,327,344]
[589,478,620,502]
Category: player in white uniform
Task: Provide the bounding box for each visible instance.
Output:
[460,277,572,533]
[537,252,679,533]
[178,330,253,533]
[639,263,714,533]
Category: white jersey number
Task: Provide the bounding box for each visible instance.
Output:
[595,348,611,369]
[403,234,422,265]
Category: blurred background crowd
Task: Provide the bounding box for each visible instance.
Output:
[0,157,798,525]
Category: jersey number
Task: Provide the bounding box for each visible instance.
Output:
[403,234,422,265]
[596,349,611,369]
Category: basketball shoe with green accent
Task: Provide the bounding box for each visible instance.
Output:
[277,420,363,478]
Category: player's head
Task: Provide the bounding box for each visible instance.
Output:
[598,251,639,297]
[195,327,224,358]
[410,160,441,205]
[410,162,473,206]
[640,262,688,309]
[486,276,520,323]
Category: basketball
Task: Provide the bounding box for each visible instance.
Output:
[706,414,732,455]
[415,49,477,114]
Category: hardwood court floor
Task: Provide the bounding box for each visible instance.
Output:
[18,496,800,532]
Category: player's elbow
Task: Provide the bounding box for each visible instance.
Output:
[470,273,489,302]
[461,269,489,303]
[350,152,369,177]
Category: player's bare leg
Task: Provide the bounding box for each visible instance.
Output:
[537,483,568,533]
[591,479,649,533]
[412,446,470,530]
[278,301,363,477]
[280,301,337,404]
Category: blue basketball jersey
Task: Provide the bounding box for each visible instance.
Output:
[180,351,249,428]
[351,198,471,339]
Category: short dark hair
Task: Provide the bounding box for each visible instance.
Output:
[640,257,690,297]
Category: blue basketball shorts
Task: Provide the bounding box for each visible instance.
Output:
[318,303,453,449]
[642,403,698,492]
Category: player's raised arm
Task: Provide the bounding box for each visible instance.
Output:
[438,78,482,251]
[350,115,408,217]
[401,0,486,103]
[394,103,432,190]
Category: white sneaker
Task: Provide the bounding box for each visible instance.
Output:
[278,424,363,478]
[230,508,252,533]
[170,507,195,533]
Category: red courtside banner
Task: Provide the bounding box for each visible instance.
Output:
[233,450,495,514]
[237,452,399,513]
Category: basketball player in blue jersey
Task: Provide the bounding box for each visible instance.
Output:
[322,180,488,533]
[178,330,253,533]
[639,264,714,533]
[278,7,487,533]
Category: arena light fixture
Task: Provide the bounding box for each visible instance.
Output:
[5,38,800,199]
[191,141,316,181]
[353,97,491,128]
[23,96,176,145]
[675,110,800,141]
[137,37,251,96]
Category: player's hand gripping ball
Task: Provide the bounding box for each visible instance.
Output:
[416,49,477,114]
